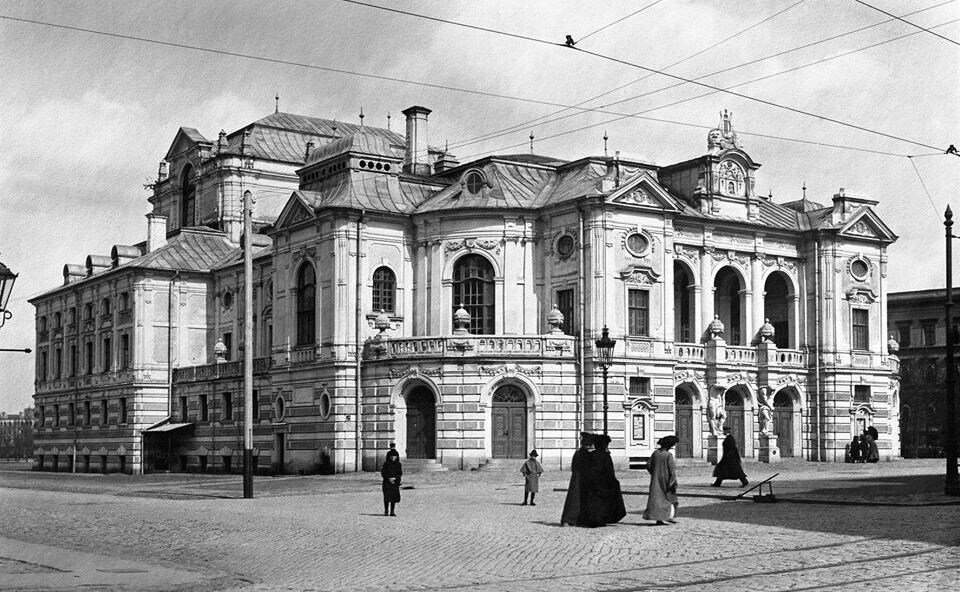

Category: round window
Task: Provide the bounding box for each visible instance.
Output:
[319,391,332,419]
[222,290,233,309]
[850,259,869,280]
[625,232,650,257]
[273,395,286,421]
[464,171,484,194]
[556,234,575,258]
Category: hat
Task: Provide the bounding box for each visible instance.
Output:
[529,450,538,457]
[579,432,595,445]
[657,435,679,449]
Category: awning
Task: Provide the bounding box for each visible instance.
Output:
[142,422,194,433]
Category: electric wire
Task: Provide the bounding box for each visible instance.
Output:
[576,0,666,44]
[343,0,947,153]
[907,157,944,219]
[852,0,960,46]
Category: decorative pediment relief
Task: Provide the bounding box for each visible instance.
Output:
[609,174,679,211]
[444,238,501,254]
[388,365,444,379]
[846,287,878,304]
[619,266,661,286]
[758,254,798,273]
[478,363,542,377]
[274,193,315,230]
[838,210,897,243]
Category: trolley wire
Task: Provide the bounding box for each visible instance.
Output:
[852,0,960,46]
[576,0,667,44]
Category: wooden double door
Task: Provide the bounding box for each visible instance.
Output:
[406,388,436,459]
[491,386,527,458]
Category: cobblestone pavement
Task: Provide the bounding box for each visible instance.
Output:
[1,460,957,591]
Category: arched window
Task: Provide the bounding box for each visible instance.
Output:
[181,164,196,228]
[295,263,316,346]
[453,254,495,334]
[372,266,396,313]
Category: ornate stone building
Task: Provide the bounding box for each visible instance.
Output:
[31,107,901,474]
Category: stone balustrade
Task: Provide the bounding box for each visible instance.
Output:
[173,357,272,383]
[368,335,577,360]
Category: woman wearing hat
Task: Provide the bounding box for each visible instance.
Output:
[643,435,679,525]
[520,449,543,506]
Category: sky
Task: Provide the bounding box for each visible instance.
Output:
[0,0,957,412]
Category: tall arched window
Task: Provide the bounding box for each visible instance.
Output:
[372,266,396,313]
[453,254,495,334]
[181,164,196,228]
[296,263,316,346]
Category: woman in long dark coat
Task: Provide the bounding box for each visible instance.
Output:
[381,449,402,516]
[712,427,748,487]
[561,432,594,526]
[586,434,626,526]
[644,436,679,525]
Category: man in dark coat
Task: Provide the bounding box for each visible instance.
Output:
[587,434,626,526]
[561,432,595,526]
[712,427,749,487]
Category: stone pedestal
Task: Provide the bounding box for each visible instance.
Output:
[758,433,780,463]
[707,434,722,465]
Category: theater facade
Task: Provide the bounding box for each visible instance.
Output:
[30,106,900,474]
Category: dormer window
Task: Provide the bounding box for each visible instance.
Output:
[463,170,485,195]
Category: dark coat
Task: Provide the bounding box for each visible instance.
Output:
[587,450,626,526]
[713,435,747,480]
[561,447,592,526]
[381,459,402,503]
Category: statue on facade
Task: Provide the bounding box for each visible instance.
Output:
[758,404,773,435]
[707,387,726,436]
[706,110,742,153]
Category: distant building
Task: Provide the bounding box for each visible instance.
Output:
[31,107,901,474]
[887,289,957,458]
[0,407,34,460]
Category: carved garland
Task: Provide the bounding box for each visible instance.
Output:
[444,238,501,255]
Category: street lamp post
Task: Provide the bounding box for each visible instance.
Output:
[0,260,18,329]
[944,206,959,496]
[594,325,616,435]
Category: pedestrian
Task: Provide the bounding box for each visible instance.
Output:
[849,436,862,463]
[381,448,402,517]
[589,434,626,526]
[864,433,880,463]
[643,435,679,525]
[560,432,595,526]
[859,432,870,462]
[867,425,879,443]
[712,427,749,487]
[520,449,543,506]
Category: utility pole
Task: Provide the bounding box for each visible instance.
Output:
[945,206,958,495]
[242,190,254,499]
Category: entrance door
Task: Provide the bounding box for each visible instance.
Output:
[274,432,285,474]
[724,389,746,447]
[675,388,694,458]
[406,388,436,459]
[491,386,527,458]
[773,390,794,457]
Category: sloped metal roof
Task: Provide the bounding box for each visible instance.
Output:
[298,171,436,215]
[127,228,236,272]
[307,133,403,164]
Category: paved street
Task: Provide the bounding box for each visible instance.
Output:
[1,459,958,591]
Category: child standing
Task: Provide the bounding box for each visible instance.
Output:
[520,450,543,506]
[381,449,402,516]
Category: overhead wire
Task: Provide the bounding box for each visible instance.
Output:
[851,0,960,46]
[576,0,666,44]
[907,157,945,219]
[343,0,947,153]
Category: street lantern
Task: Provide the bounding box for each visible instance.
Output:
[594,325,616,435]
[0,259,18,328]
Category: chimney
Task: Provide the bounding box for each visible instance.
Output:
[146,213,168,252]
[402,106,432,175]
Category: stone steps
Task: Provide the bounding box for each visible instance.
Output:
[402,458,448,472]
[478,458,527,472]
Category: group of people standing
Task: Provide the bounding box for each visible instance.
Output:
[559,432,628,527]
[849,426,880,463]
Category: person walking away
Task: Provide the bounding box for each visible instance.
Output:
[859,432,871,463]
[521,450,543,505]
[585,434,626,526]
[644,436,679,525]
[865,433,880,463]
[561,432,594,526]
[712,427,749,487]
[849,436,862,463]
[381,449,402,516]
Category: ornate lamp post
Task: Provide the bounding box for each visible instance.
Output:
[0,260,18,329]
[594,325,616,435]
[944,207,958,495]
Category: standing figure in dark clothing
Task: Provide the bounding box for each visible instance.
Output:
[712,427,749,487]
[560,432,595,526]
[864,433,880,463]
[867,425,879,443]
[381,449,402,516]
[859,432,871,463]
[589,434,626,525]
[849,436,862,463]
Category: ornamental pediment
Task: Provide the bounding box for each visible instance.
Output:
[274,192,316,231]
[609,173,680,211]
[619,266,661,285]
[838,209,897,243]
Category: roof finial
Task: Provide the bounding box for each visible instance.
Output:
[802,181,807,200]
[332,119,339,137]
[387,112,391,131]
[445,139,449,153]
[275,93,280,114]
[529,130,535,154]
[603,130,609,158]
[359,106,365,127]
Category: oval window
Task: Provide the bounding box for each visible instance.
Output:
[223,290,234,309]
[851,259,869,280]
[273,395,286,421]
[319,391,332,419]
[464,171,484,194]
[556,234,575,258]
[625,232,650,257]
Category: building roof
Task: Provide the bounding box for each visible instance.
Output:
[307,133,403,165]
[130,228,237,272]
[297,172,438,215]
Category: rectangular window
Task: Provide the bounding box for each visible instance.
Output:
[556,289,575,336]
[39,316,47,333]
[53,404,60,427]
[222,393,233,421]
[852,309,869,350]
[100,399,108,426]
[68,307,76,326]
[896,322,911,348]
[54,311,62,329]
[223,333,232,362]
[40,351,48,381]
[103,337,112,371]
[119,398,127,424]
[101,298,111,316]
[628,289,650,336]
[39,405,45,428]
[921,320,937,347]
[84,342,94,375]
[628,377,650,398]
[179,396,188,422]
[54,348,62,379]
[120,334,130,369]
[84,303,93,320]
[69,344,77,377]
[252,390,259,421]
[68,402,75,426]
[854,385,871,403]
[120,292,130,312]
[200,395,209,422]
[84,401,91,426]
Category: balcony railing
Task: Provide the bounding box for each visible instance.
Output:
[173,357,272,383]
[675,343,704,361]
[774,349,805,367]
[725,346,757,364]
[367,335,577,360]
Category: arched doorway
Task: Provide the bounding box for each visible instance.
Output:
[773,389,795,457]
[714,267,745,345]
[673,261,696,343]
[764,271,793,348]
[491,385,526,458]
[405,388,436,459]
[675,385,696,458]
[724,387,747,447]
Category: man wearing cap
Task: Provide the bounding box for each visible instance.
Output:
[644,435,679,525]
[520,449,543,505]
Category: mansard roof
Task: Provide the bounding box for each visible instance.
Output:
[126,227,236,271]
[306,133,403,165]
[294,173,439,216]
